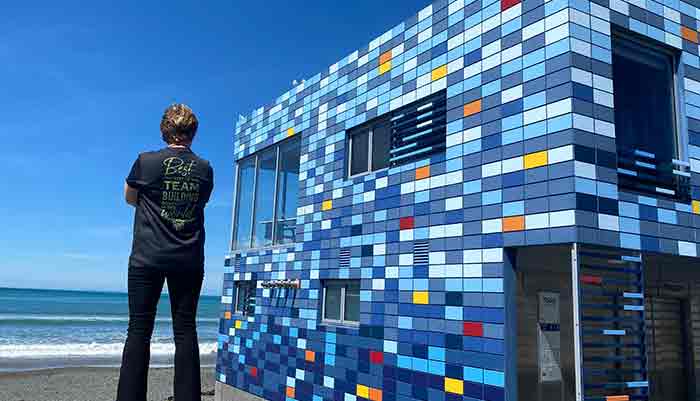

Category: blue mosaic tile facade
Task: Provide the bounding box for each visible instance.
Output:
[217,0,700,399]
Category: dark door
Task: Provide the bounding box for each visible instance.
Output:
[645,296,693,401]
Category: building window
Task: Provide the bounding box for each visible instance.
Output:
[322,280,360,324]
[234,281,256,316]
[232,137,301,249]
[612,28,689,201]
[347,117,391,177]
[346,90,447,178]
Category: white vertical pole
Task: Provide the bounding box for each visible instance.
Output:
[571,243,584,401]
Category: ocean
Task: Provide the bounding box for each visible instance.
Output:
[0,287,220,372]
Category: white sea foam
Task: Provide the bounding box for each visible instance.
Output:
[0,342,219,358]
[0,314,219,323]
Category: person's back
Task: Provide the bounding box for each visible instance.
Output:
[117,104,213,401]
[128,146,213,268]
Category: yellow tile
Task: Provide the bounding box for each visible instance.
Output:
[413,291,429,305]
[444,378,464,395]
[357,385,370,399]
[693,200,700,214]
[523,151,548,169]
[287,127,295,137]
[322,200,333,211]
[431,65,448,81]
[379,61,392,75]
[235,320,242,329]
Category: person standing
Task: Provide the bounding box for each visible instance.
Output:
[118,104,214,401]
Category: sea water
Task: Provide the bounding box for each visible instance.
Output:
[0,287,220,372]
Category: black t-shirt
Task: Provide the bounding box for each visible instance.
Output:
[126,147,214,269]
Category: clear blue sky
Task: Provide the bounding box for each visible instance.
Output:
[0,0,430,295]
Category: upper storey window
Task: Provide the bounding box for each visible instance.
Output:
[346,90,447,178]
[612,28,690,202]
[233,136,301,250]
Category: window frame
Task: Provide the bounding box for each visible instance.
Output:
[321,279,360,326]
[611,27,685,162]
[233,281,256,316]
[611,27,690,201]
[347,116,391,179]
[231,136,300,250]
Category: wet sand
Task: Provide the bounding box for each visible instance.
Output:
[0,367,216,401]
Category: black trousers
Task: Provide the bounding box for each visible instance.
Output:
[117,265,204,401]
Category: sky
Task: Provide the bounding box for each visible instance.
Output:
[0,0,430,295]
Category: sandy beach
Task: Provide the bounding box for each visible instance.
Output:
[0,367,216,401]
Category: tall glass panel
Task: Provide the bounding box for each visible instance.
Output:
[344,281,360,322]
[349,130,369,176]
[233,157,256,249]
[324,283,342,321]
[372,120,391,171]
[252,148,277,247]
[275,138,301,244]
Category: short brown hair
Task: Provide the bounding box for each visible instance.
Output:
[160,104,199,145]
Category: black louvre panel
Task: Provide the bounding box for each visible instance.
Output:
[389,90,447,167]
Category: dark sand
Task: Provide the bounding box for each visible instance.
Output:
[0,367,216,401]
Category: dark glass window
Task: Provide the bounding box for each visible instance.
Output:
[233,157,256,248]
[349,129,370,176]
[252,148,277,247]
[232,136,301,250]
[274,139,301,245]
[346,90,447,177]
[234,281,256,316]
[348,120,390,177]
[322,280,360,324]
[612,29,688,201]
[372,120,391,171]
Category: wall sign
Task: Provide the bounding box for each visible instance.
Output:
[538,291,562,383]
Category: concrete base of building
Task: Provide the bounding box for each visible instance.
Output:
[215,381,266,401]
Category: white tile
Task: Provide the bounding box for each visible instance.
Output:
[482,248,503,263]
[548,145,574,164]
[525,213,549,229]
[522,19,544,41]
[482,219,503,233]
[502,156,524,173]
[546,98,572,118]
[482,161,502,177]
[502,85,523,103]
[549,210,576,227]
[598,214,620,231]
[463,264,483,278]
[679,241,698,257]
[463,249,483,263]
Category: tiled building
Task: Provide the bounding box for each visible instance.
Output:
[215,0,700,400]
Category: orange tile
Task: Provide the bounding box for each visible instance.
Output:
[605,396,629,401]
[305,350,315,362]
[502,216,525,232]
[415,166,430,180]
[380,50,392,65]
[463,99,482,117]
[224,311,231,320]
[286,387,295,398]
[682,26,698,43]
[369,388,382,401]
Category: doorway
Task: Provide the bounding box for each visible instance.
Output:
[645,295,692,401]
[515,246,577,401]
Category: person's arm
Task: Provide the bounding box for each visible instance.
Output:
[125,155,144,207]
[124,183,138,207]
